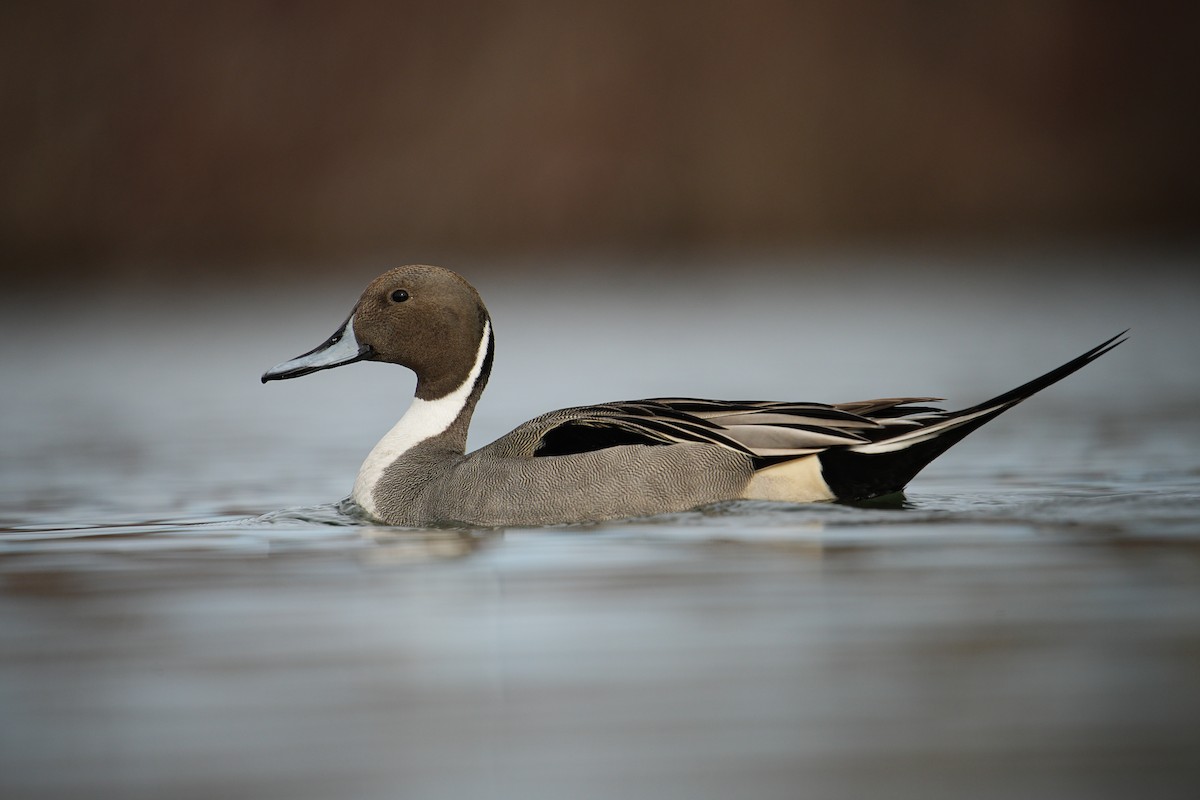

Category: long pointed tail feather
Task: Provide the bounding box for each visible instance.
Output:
[940,329,1126,419]
[818,331,1127,500]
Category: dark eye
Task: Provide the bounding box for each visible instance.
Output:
[390,289,410,303]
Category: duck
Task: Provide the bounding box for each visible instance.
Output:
[262,264,1125,527]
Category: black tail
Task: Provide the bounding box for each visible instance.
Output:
[818,331,1127,501]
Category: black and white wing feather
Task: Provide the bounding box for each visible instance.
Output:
[525,397,935,463]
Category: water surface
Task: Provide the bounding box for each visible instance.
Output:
[3,254,1199,799]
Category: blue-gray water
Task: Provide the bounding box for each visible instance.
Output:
[2,252,1199,799]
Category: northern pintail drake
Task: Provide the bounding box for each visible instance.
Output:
[262,265,1124,527]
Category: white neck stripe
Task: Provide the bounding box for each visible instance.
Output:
[352,320,492,518]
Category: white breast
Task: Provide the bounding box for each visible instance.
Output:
[352,321,492,519]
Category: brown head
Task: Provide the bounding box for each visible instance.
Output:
[262,265,493,400]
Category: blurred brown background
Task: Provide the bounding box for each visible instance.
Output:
[2,1,1197,283]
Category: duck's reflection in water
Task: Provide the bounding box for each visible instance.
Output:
[359,525,498,565]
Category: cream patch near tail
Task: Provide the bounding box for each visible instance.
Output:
[741,455,836,503]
